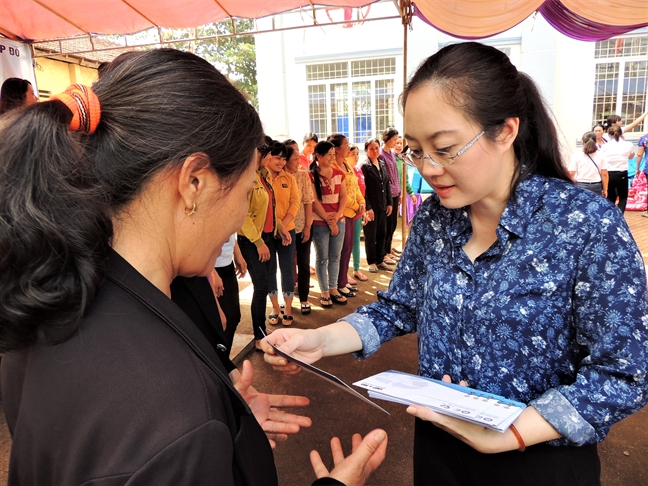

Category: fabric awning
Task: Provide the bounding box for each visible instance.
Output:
[413,0,648,41]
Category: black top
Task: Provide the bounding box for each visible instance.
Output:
[0,250,276,485]
[360,157,393,212]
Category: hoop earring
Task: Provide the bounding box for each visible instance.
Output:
[184,203,197,216]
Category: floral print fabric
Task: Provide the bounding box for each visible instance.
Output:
[343,174,648,446]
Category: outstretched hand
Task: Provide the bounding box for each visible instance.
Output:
[261,329,326,375]
[232,360,312,448]
[311,429,388,486]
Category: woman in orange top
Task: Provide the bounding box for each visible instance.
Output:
[266,141,301,326]
[328,133,366,297]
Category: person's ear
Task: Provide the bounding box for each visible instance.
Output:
[498,117,520,151]
[177,153,212,215]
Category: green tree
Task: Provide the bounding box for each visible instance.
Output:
[195,19,257,108]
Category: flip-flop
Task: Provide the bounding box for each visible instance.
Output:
[346,284,358,292]
[282,315,294,326]
[329,294,348,305]
[301,303,311,315]
[338,288,356,298]
[319,296,333,308]
[368,264,378,273]
[353,272,369,281]
[347,276,358,285]
[267,314,279,325]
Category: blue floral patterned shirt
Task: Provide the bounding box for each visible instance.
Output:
[344,174,648,446]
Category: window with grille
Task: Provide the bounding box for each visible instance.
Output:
[592,35,648,134]
[306,58,396,144]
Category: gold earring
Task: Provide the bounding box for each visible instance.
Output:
[184,203,197,216]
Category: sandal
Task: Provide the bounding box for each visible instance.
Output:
[329,293,348,305]
[301,303,311,315]
[338,287,356,298]
[346,284,358,292]
[282,315,294,326]
[376,263,392,271]
[347,276,358,285]
[383,258,396,265]
[320,296,333,308]
[353,271,369,281]
[368,264,378,273]
[280,304,285,314]
[268,314,279,325]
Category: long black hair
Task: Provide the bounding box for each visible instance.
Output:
[0,77,32,115]
[401,42,570,196]
[310,141,335,202]
[0,49,263,352]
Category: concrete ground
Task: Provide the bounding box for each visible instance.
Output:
[0,211,646,484]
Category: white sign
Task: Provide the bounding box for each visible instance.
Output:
[0,38,37,92]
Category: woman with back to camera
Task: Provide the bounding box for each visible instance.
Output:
[601,125,635,212]
[263,42,648,486]
[309,141,349,307]
[0,49,386,486]
[0,77,38,115]
[361,138,392,273]
[568,131,608,197]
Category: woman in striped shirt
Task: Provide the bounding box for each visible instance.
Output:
[309,141,348,307]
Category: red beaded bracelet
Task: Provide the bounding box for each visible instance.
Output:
[509,424,526,452]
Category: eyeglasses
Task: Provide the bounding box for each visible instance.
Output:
[402,130,485,169]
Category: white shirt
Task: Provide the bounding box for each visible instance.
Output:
[215,233,236,268]
[600,139,634,171]
[568,150,607,183]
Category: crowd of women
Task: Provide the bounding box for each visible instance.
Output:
[235,127,415,350]
[569,109,648,214]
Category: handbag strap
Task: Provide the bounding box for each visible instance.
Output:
[586,153,602,181]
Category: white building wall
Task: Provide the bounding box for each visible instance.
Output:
[256,4,632,159]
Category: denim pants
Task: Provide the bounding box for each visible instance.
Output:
[267,229,296,298]
[311,221,345,293]
[237,233,273,340]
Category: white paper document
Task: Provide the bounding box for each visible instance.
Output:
[353,370,526,432]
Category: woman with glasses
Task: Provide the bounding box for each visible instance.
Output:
[263,42,648,485]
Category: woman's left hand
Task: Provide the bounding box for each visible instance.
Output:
[279,227,292,246]
[405,374,518,454]
[232,360,312,449]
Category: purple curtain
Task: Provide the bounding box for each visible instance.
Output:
[413,0,648,42]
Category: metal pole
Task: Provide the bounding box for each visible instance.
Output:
[399,0,412,250]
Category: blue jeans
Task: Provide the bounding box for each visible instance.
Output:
[267,229,296,298]
[311,221,345,293]
[237,233,273,340]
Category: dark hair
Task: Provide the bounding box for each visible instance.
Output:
[327,133,347,149]
[401,42,570,195]
[607,125,622,142]
[581,132,598,155]
[381,127,399,143]
[310,141,334,201]
[349,144,358,153]
[605,114,622,130]
[0,78,32,115]
[0,49,263,352]
[364,138,381,151]
[259,140,287,160]
[303,132,318,144]
[283,139,298,147]
[285,145,296,162]
[592,122,605,131]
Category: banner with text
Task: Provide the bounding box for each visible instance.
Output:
[1,39,37,91]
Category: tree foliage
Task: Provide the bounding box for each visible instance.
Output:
[194,19,257,108]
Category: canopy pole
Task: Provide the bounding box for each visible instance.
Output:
[400,0,412,251]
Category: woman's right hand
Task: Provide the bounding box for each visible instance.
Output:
[366,209,374,222]
[261,328,326,375]
[257,243,270,262]
[329,222,339,236]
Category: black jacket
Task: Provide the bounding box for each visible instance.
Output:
[360,158,393,212]
[0,251,276,485]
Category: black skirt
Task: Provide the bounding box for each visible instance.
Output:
[413,418,600,486]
